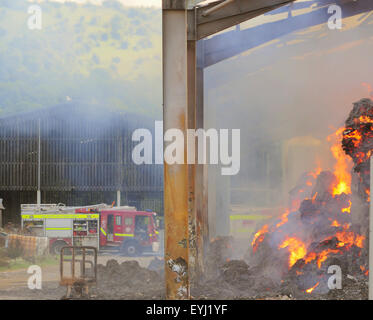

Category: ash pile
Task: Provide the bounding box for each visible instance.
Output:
[92,259,165,299]
[191,237,284,299]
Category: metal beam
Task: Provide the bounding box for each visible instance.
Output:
[203,0,373,66]
[163,0,186,9]
[162,0,206,10]
[195,0,295,39]
[163,9,190,300]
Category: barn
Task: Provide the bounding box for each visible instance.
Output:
[0,101,163,226]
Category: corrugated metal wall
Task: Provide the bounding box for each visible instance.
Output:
[0,103,163,224]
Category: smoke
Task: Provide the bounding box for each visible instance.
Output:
[204,1,373,241]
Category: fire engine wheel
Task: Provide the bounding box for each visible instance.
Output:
[121,241,142,257]
[50,241,67,255]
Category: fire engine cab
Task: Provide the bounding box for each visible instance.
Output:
[78,206,160,256]
[21,203,160,256]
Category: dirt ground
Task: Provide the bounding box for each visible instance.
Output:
[0,253,158,300]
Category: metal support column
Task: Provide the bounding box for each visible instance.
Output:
[37,118,41,206]
[195,40,208,275]
[369,156,373,299]
[163,5,190,299]
[187,39,197,281]
[0,199,4,228]
[117,190,121,207]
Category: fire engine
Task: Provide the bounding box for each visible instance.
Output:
[21,203,160,256]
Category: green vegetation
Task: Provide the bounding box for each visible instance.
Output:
[0,0,162,117]
[0,254,59,272]
[0,246,59,272]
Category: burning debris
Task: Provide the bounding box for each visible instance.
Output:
[248,98,373,299]
[342,98,373,236]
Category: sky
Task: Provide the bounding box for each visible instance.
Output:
[27,0,161,7]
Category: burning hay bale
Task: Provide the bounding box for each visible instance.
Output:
[342,98,373,235]
[247,99,373,298]
[248,167,367,298]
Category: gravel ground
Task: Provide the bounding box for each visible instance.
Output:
[0,253,159,300]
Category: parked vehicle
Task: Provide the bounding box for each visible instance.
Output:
[21,203,160,256]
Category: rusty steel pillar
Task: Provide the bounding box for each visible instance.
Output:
[163,2,190,299]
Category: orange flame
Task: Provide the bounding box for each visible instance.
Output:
[252,224,269,253]
[308,166,322,179]
[331,220,340,227]
[341,200,351,214]
[360,265,369,276]
[276,210,290,228]
[306,282,319,293]
[279,237,307,268]
[304,252,317,264]
[317,249,340,268]
[328,128,352,196]
[344,129,362,148]
[336,231,365,249]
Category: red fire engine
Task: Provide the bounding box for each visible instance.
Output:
[77,206,160,256]
[21,204,160,256]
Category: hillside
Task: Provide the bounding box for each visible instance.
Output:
[0,0,162,117]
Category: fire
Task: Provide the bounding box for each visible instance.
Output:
[336,231,365,249]
[359,115,373,124]
[344,129,362,148]
[317,249,340,268]
[309,166,322,179]
[311,192,318,202]
[303,249,340,269]
[279,237,307,268]
[331,220,340,227]
[304,252,317,264]
[306,282,319,293]
[328,128,352,196]
[366,189,370,202]
[251,114,368,285]
[341,200,351,214]
[355,151,372,165]
[360,265,369,276]
[252,224,269,253]
[276,210,290,228]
